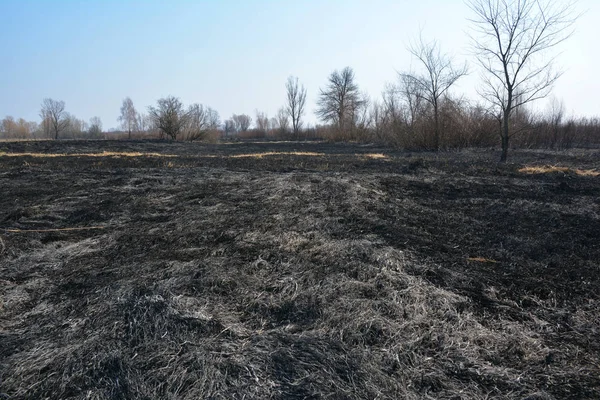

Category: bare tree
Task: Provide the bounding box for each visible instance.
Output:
[40,113,52,138]
[286,76,307,139]
[206,107,221,130]
[1,117,39,139]
[40,98,69,139]
[400,35,468,150]
[353,92,371,130]
[184,104,208,141]
[137,113,147,133]
[276,107,290,135]
[118,97,138,139]
[381,83,404,133]
[88,117,103,138]
[224,119,236,137]
[232,114,252,132]
[183,104,220,141]
[316,67,364,131]
[148,96,188,140]
[63,113,88,138]
[255,110,271,135]
[547,96,565,148]
[467,0,579,161]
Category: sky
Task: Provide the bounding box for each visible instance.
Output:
[0,0,598,130]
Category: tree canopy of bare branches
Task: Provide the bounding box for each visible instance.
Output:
[183,104,220,141]
[400,36,468,150]
[88,117,103,138]
[276,107,290,135]
[467,0,579,161]
[118,97,138,139]
[224,119,236,137]
[232,114,252,132]
[286,76,307,138]
[255,110,270,134]
[148,96,188,140]
[40,98,69,139]
[1,117,38,139]
[316,67,365,131]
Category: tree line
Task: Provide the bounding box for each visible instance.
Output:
[1,0,593,160]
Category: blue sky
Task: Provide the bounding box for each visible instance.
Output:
[0,0,598,129]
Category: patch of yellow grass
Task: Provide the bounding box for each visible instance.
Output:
[362,153,389,160]
[467,257,498,264]
[519,165,600,177]
[220,141,326,145]
[0,151,177,158]
[574,169,600,177]
[229,151,325,158]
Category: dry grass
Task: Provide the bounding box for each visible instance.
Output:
[574,168,600,177]
[519,165,600,176]
[0,151,178,158]
[229,151,326,158]
[223,152,389,160]
[362,153,389,160]
[220,141,326,145]
[2,143,600,399]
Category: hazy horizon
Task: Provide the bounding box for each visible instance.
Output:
[1,0,598,130]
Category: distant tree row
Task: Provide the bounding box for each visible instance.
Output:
[1,99,103,140]
[0,0,590,160]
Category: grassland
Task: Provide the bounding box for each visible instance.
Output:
[1,140,599,399]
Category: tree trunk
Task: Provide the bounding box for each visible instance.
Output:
[500,111,510,162]
[433,101,440,151]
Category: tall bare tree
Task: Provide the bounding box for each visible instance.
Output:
[316,67,364,131]
[255,110,270,134]
[40,98,69,139]
[286,76,307,139]
[206,107,221,130]
[400,36,468,150]
[118,97,138,139]
[467,0,578,161]
[232,114,252,132]
[183,104,220,141]
[184,104,208,141]
[148,96,188,140]
[63,114,88,138]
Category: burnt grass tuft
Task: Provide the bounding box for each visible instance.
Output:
[1,140,600,399]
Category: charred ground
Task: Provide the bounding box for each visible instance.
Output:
[1,140,599,399]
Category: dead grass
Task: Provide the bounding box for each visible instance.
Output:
[362,153,389,160]
[0,151,178,158]
[1,143,599,399]
[228,151,326,158]
[222,152,389,160]
[519,165,600,176]
[220,141,326,145]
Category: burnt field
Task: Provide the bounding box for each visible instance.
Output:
[1,140,599,399]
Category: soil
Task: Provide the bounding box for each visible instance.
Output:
[1,140,599,399]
